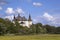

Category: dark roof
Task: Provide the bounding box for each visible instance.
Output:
[28,14,32,21]
[13,15,17,21]
[13,14,27,21]
[22,16,27,21]
[13,14,32,21]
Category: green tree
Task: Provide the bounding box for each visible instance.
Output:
[30,23,47,34]
[44,25,56,34]
[56,27,60,34]
[30,24,36,34]
[0,23,7,35]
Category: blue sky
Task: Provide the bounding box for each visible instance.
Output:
[0,0,60,26]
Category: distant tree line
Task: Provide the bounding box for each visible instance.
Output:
[0,18,60,35]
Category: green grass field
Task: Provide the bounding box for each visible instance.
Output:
[0,34,60,40]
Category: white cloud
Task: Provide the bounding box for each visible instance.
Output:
[15,8,24,14]
[52,17,60,24]
[5,8,15,14]
[33,2,42,7]
[43,12,54,21]
[5,8,24,14]
[5,8,25,21]
[0,6,2,10]
[33,19,39,23]
[33,12,60,26]
[4,15,14,21]
[42,12,60,26]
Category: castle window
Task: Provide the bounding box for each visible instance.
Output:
[20,22,25,24]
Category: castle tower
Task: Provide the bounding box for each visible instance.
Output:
[14,15,15,19]
[13,15,16,21]
[13,15,16,24]
[13,14,32,28]
[28,14,32,27]
[28,14,32,21]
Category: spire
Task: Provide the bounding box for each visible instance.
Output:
[28,14,32,21]
[13,15,16,21]
[14,15,16,19]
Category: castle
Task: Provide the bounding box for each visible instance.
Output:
[13,14,32,28]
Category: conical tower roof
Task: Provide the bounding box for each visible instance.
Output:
[28,14,32,21]
[13,15,16,21]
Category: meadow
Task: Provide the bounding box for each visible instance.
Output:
[0,34,60,40]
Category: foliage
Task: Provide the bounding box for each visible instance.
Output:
[0,18,60,35]
[44,25,56,34]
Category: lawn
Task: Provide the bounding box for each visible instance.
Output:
[0,34,60,40]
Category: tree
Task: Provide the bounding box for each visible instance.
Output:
[35,23,44,34]
[56,27,60,34]
[0,23,7,35]
[30,23,47,34]
[30,24,36,34]
[44,25,56,34]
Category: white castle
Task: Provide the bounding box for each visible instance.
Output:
[13,14,32,28]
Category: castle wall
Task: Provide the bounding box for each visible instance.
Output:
[18,21,32,28]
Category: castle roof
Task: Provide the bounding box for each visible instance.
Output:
[13,14,27,21]
[28,14,32,21]
[13,14,32,21]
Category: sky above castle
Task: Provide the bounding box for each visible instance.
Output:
[0,0,60,26]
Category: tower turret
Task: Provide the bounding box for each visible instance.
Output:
[28,14,32,21]
[13,15,16,21]
[14,15,16,19]
[28,14,32,28]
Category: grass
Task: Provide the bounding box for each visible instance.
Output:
[0,34,60,40]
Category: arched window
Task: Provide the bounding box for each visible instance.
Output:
[20,22,25,24]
